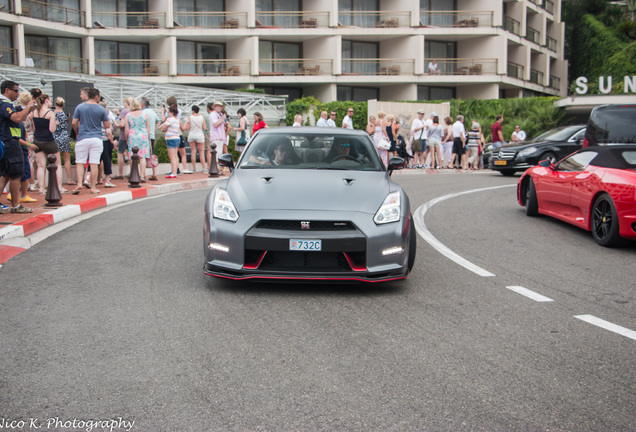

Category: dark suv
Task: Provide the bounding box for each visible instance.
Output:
[583,104,636,147]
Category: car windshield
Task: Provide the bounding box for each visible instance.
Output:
[237,130,384,171]
[530,125,584,142]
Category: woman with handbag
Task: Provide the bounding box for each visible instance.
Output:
[184,105,207,173]
[235,108,249,154]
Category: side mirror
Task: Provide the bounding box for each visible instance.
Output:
[387,157,406,176]
[538,159,554,170]
[218,153,235,171]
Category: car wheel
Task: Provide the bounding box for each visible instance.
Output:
[407,221,417,273]
[541,152,557,164]
[500,169,515,176]
[525,178,539,216]
[591,193,625,247]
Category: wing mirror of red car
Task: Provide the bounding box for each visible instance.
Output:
[538,159,554,169]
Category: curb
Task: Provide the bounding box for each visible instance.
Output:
[0,178,220,265]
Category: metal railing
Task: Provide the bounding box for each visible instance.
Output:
[507,62,524,80]
[258,58,333,76]
[0,46,17,66]
[94,59,169,76]
[546,36,557,52]
[549,75,560,89]
[504,16,521,36]
[255,11,329,28]
[0,0,13,13]
[25,50,88,73]
[526,26,541,44]
[424,58,497,76]
[172,11,247,28]
[530,69,544,85]
[177,59,250,76]
[91,11,166,29]
[341,58,415,75]
[21,0,84,26]
[419,10,493,27]
[338,11,411,28]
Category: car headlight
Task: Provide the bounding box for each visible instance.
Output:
[374,191,400,224]
[213,188,239,222]
[518,146,538,157]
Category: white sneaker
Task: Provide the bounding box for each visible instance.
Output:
[183,169,194,174]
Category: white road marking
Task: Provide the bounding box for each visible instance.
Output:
[574,315,636,341]
[413,184,515,277]
[506,286,554,302]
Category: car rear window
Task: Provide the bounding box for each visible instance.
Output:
[588,105,636,144]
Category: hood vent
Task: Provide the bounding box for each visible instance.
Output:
[261,177,274,184]
[343,178,356,186]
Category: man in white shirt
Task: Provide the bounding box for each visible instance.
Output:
[451,115,466,169]
[327,110,337,127]
[316,111,329,127]
[342,107,354,129]
[410,110,425,168]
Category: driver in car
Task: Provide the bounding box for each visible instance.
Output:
[324,141,354,163]
[250,139,300,166]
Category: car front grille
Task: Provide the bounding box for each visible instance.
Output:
[494,150,516,160]
[255,220,357,231]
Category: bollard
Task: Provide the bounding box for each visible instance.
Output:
[208,141,219,177]
[45,154,62,207]
[128,146,141,188]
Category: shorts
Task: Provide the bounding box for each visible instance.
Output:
[411,139,422,153]
[179,136,186,149]
[0,138,25,179]
[117,139,127,154]
[188,132,205,143]
[207,139,224,152]
[166,139,180,149]
[428,138,441,148]
[467,146,479,162]
[75,137,104,164]
[452,137,464,154]
[33,139,59,154]
[21,147,31,182]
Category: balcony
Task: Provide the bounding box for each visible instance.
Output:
[425,58,497,76]
[258,59,333,76]
[419,10,494,27]
[177,59,250,76]
[254,11,329,28]
[25,50,88,73]
[546,36,557,52]
[91,12,166,29]
[21,0,85,26]
[507,62,524,80]
[504,16,521,36]
[0,46,17,65]
[341,58,414,76]
[338,11,411,28]
[529,69,544,85]
[525,26,540,44]
[549,75,560,89]
[95,59,168,76]
[172,11,247,28]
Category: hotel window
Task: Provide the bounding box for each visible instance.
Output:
[417,85,455,101]
[425,40,456,74]
[342,40,378,75]
[177,41,225,75]
[0,26,13,65]
[339,0,377,27]
[256,86,302,102]
[256,0,299,27]
[259,41,301,75]
[337,86,378,102]
[25,0,81,25]
[25,35,82,72]
[174,0,223,27]
[420,0,456,26]
[92,0,147,28]
[95,40,148,75]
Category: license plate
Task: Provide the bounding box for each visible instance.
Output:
[494,160,508,166]
[290,239,322,251]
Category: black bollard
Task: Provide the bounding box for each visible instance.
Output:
[128,147,141,188]
[45,154,63,207]
[208,141,219,177]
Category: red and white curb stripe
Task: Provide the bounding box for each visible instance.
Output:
[0,178,219,266]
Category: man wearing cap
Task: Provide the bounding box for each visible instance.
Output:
[207,101,226,171]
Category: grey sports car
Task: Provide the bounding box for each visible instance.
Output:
[203,127,416,282]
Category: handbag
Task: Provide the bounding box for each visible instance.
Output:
[377,136,391,151]
[148,145,158,168]
[237,130,247,146]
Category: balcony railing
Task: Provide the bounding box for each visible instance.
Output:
[504,16,521,36]
[549,75,560,89]
[424,58,497,76]
[0,46,17,65]
[25,50,88,73]
[530,69,544,85]
[92,12,166,29]
[177,59,250,76]
[21,0,84,26]
[526,26,541,44]
[338,11,411,28]
[172,11,247,28]
[258,58,333,76]
[95,59,168,76]
[419,10,493,27]
[1,0,13,13]
[546,36,557,52]
[255,11,329,28]
[341,58,415,75]
[507,62,524,80]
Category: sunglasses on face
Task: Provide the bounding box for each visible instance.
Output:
[339,143,351,148]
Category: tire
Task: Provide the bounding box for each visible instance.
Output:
[525,178,539,216]
[500,169,515,176]
[540,152,557,164]
[407,221,417,273]
[591,193,625,247]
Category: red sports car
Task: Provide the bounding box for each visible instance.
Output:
[517,145,636,247]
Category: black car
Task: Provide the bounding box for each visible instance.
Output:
[583,104,636,147]
[489,124,586,176]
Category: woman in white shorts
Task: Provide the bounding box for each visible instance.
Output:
[427,115,443,169]
[184,105,207,173]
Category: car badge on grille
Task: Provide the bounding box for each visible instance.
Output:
[498,151,504,158]
[301,221,310,230]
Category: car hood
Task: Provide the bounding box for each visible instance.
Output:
[225,169,392,213]
[501,139,565,151]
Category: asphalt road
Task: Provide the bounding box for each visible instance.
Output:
[1,172,634,431]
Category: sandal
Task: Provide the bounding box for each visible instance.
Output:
[148,175,157,181]
[72,189,81,195]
